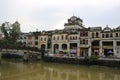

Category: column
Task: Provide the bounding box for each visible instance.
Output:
[59,44,62,52]
[88,47,91,56]
[52,43,54,54]
[88,39,91,56]
[99,40,103,57]
[113,40,117,56]
[46,43,48,51]
[77,43,80,57]
[67,43,70,55]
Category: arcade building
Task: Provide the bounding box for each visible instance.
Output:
[19,16,120,58]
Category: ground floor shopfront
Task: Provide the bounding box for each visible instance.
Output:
[49,40,120,58]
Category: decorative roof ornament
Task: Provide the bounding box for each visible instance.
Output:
[64,16,83,30]
[103,25,112,32]
[116,25,120,30]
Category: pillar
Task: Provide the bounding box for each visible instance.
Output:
[113,40,117,56]
[59,44,62,52]
[88,47,91,56]
[99,40,103,57]
[88,40,91,56]
[46,43,48,51]
[67,43,70,55]
[77,43,80,57]
[52,43,54,53]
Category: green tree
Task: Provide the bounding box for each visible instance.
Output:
[10,21,21,43]
[0,22,9,40]
[0,21,21,48]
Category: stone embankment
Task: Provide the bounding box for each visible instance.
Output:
[0,49,41,62]
[43,56,120,67]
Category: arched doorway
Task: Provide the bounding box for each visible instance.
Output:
[54,44,59,54]
[70,43,77,55]
[41,44,46,50]
[62,44,68,54]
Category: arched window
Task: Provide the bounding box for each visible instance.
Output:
[75,36,77,40]
[83,39,85,44]
[116,33,118,37]
[92,32,94,38]
[57,36,59,40]
[96,32,99,38]
[83,31,85,36]
[106,34,109,38]
[110,33,113,37]
[65,35,68,40]
[41,37,43,41]
[61,35,63,40]
[73,36,75,40]
[53,36,55,40]
[85,32,88,36]
[86,40,88,44]
[44,37,46,41]
[102,34,105,38]
[80,32,83,36]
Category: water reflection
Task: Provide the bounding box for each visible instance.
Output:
[0,61,120,80]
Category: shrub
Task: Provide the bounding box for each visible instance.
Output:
[84,56,98,65]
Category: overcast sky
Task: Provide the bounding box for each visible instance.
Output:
[0,0,120,32]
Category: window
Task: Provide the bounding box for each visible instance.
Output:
[83,39,85,44]
[35,36,38,39]
[24,37,26,39]
[85,40,88,44]
[20,37,23,39]
[106,34,109,38]
[80,31,88,36]
[65,35,68,40]
[102,34,105,38]
[110,33,113,37]
[96,32,99,38]
[116,33,118,37]
[92,32,94,38]
[35,41,38,45]
[53,36,55,40]
[80,39,88,44]
[41,38,43,41]
[83,31,85,36]
[102,42,113,45]
[80,32,83,36]
[23,42,26,45]
[73,36,75,40]
[44,38,46,41]
[57,36,59,40]
[85,32,88,36]
[117,41,120,46]
[75,36,77,40]
[61,35,63,40]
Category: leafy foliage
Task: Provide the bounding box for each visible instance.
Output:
[0,21,22,48]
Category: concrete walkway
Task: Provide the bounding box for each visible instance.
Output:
[99,57,120,61]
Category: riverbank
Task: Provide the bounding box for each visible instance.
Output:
[43,56,120,67]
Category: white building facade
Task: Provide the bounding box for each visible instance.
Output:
[24,16,120,58]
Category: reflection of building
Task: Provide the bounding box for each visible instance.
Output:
[21,16,120,57]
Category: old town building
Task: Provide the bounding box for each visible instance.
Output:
[21,16,120,57]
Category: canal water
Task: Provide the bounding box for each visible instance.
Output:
[0,60,120,80]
